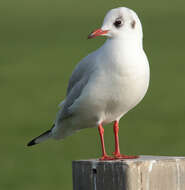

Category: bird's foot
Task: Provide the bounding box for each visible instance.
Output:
[99,154,114,161]
[113,152,139,159]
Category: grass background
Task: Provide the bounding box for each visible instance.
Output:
[0,0,185,189]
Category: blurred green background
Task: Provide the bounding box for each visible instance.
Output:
[0,0,185,189]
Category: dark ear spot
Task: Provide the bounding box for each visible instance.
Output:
[131,20,136,29]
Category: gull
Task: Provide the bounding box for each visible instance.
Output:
[27,7,150,160]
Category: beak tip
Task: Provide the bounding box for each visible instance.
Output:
[87,35,92,39]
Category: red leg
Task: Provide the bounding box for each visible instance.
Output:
[113,121,138,159]
[98,124,113,160]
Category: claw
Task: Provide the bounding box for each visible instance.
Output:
[113,153,139,159]
[99,155,114,160]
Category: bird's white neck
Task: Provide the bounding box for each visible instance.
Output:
[102,34,143,56]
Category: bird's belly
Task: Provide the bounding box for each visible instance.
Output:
[117,74,149,110]
[87,65,149,124]
[70,62,149,128]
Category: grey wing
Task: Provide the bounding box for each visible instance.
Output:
[59,76,89,120]
[57,53,94,121]
[66,53,94,95]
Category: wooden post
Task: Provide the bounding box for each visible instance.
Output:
[72,155,185,190]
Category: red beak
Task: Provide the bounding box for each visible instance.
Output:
[88,28,109,39]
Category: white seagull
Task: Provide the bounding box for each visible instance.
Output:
[27,7,150,160]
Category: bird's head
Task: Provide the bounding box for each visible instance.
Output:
[88,7,143,40]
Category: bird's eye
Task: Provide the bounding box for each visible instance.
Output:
[114,20,122,28]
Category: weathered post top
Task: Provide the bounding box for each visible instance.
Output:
[73,155,185,190]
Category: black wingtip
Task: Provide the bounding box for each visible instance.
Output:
[27,127,53,147]
[27,139,37,147]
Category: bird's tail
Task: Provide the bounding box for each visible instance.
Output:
[27,129,52,147]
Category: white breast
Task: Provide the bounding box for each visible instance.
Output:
[84,40,150,124]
